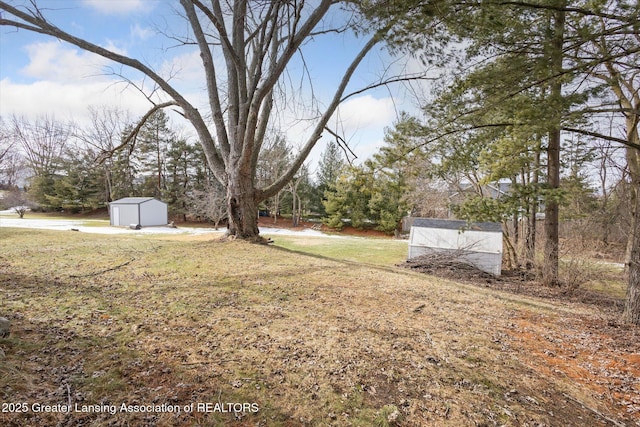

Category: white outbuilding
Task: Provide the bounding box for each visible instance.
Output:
[408,218,503,276]
[109,197,168,228]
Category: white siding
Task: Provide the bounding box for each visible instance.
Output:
[139,199,168,226]
[408,219,503,276]
[110,197,168,227]
[110,204,140,226]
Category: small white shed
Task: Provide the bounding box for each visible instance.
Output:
[109,197,168,227]
[408,218,503,276]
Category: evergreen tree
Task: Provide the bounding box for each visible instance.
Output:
[165,138,202,220]
[322,158,408,234]
[323,165,372,230]
[110,125,139,200]
[47,149,106,212]
[135,110,174,198]
[314,140,346,216]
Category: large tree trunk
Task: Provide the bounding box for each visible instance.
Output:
[226,169,260,239]
[624,138,640,270]
[624,175,640,325]
[623,131,640,323]
[542,4,565,286]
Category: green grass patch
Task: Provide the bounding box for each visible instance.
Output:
[268,234,408,266]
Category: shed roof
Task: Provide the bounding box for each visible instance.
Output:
[111,197,161,205]
[411,218,502,233]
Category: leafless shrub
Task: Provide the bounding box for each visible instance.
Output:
[188,181,227,229]
[559,256,598,293]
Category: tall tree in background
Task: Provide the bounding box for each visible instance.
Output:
[165,138,204,221]
[135,110,174,198]
[322,154,408,235]
[0,118,14,176]
[75,107,132,206]
[315,140,346,216]
[46,148,105,211]
[379,0,640,321]
[289,165,311,227]
[0,118,24,188]
[9,115,71,208]
[323,165,373,231]
[578,4,640,323]
[109,124,140,200]
[256,134,291,223]
[448,1,573,285]
[542,2,567,285]
[0,0,432,239]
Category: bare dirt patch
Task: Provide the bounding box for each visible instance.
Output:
[403,254,626,312]
[402,254,640,426]
[508,312,640,424]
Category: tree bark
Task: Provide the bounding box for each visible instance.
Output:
[525,149,540,269]
[543,4,565,286]
[544,130,561,285]
[624,176,640,325]
[623,124,640,271]
[623,136,640,324]
[226,168,260,239]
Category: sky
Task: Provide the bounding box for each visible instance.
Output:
[0,0,425,172]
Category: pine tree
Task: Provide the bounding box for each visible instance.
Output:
[135,110,174,198]
[314,141,346,216]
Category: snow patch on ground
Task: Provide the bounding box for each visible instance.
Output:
[0,211,333,237]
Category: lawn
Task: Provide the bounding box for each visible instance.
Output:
[268,234,408,266]
[0,227,638,426]
[0,210,110,227]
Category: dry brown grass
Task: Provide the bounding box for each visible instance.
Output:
[0,227,638,426]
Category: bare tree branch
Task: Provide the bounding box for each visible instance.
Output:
[95,101,178,164]
[341,73,439,103]
[0,0,227,181]
[323,126,357,165]
[562,126,640,151]
[258,34,381,201]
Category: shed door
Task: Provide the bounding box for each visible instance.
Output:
[112,206,120,226]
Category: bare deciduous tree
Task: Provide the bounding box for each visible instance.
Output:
[256,134,291,224]
[0,118,13,167]
[75,106,133,205]
[189,180,227,230]
[0,0,390,240]
[0,118,24,187]
[2,189,32,218]
[9,115,71,178]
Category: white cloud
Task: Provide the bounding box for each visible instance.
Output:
[0,78,151,126]
[159,50,204,87]
[82,0,149,15]
[333,95,397,134]
[130,23,155,41]
[280,95,397,169]
[326,95,397,163]
[21,41,112,83]
[4,41,207,134]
